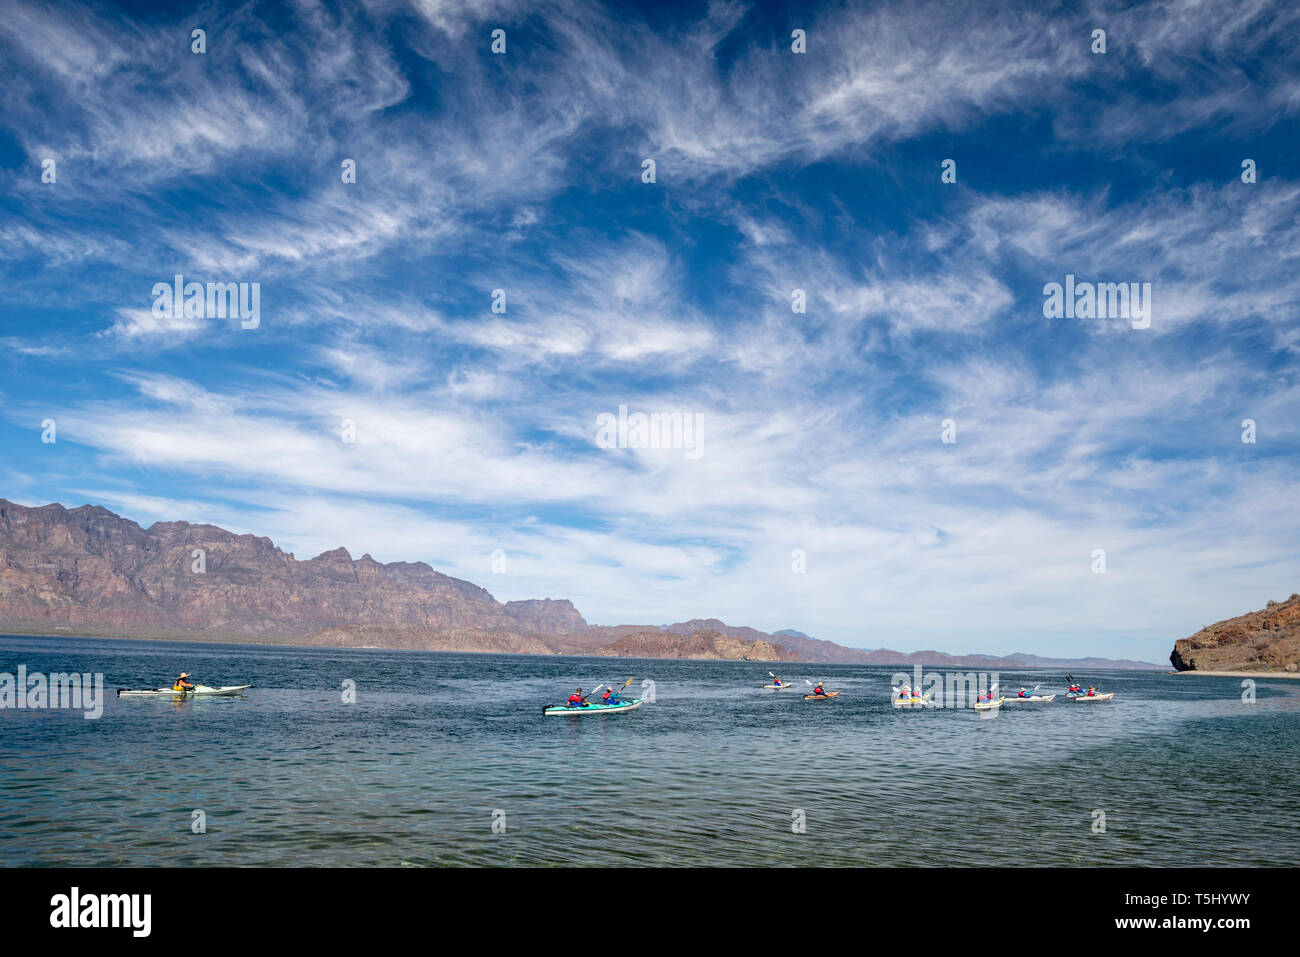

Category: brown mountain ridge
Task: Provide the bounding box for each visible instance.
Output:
[0,498,1161,667]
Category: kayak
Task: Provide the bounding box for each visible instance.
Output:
[1002,694,1056,703]
[1072,693,1114,702]
[542,697,644,716]
[803,691,840,700]
[762,683,795,690]
[117,684,251,698]
[973,696,1004,711]
[893,694,930,708]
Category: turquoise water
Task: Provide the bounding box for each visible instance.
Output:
[2,634,1297,867]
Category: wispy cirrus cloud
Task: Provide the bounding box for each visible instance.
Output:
[1,0,1297,662]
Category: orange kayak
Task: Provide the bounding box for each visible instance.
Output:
[803,690,840,700]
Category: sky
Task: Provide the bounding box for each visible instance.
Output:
[1,0,1297,662]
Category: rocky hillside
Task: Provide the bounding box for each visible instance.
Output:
[1170,594,1300,672]
[0,499,584,639]
[300,623,559,656]
[592,629,786,661]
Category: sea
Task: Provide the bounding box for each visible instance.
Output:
[2,634,1297,867]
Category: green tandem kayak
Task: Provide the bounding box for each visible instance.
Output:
[542,697,645,716]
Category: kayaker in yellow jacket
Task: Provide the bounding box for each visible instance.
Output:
[173,672,196,692]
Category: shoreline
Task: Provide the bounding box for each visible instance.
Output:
[1168,669,1300,679]
[0,627,1169,669]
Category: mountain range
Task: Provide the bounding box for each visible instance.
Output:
[0,498,1163,668]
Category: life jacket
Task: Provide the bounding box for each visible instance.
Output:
[568,693,582,704]
[602,691,611,701]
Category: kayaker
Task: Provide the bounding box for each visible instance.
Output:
[898,687,911,701]
[812,681,827,697]
[772,677,783,687]
[567,688,589,708]
[910,688,921,700]
[173,672,196,692]
[601,686,621,704]
[1017,687,1030,698]
[1086,685,1097,697]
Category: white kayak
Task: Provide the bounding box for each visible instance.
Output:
[973,696,1004,711]
[1002,694,1056,703]
[117,684,252,698]
[1072,692,1114,702]
[763,683,795,690]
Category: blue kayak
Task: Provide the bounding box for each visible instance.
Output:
[542,697,644,716]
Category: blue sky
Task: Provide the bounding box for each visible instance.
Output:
[1,0,1298,662]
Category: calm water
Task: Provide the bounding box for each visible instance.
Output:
[2,634,1297,867]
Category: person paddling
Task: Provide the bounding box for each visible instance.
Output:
[1086,685,1098,697]
[173,672,196,693]
[601,686,621,705]
[771,677,784,687]
[567,688,589,708]
[811,681,827,697]
[1017,687,1030,698]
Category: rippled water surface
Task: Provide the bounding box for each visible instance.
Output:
[2,635,1297,866]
